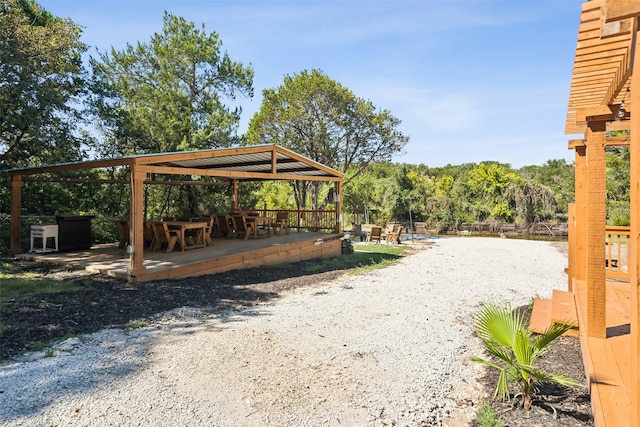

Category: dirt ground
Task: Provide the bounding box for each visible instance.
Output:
[1,243,592,426]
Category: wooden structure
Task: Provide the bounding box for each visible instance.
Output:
[19,230,337,282]
[6,145,344,282]
[544,1,640,425]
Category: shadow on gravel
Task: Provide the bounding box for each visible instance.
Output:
[1,251,404,363]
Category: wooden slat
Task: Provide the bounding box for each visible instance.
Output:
[565,0,634,135]
[574,278,632,427]
[605,0,640,22]
[587,336,631,426]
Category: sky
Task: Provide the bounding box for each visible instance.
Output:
[38,0,585,168]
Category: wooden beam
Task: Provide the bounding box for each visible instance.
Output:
[7,158,132,177]
[334,181,343,234]
[136,165,341,182]
[607,119,632,131]
[9,175,23,256]
[585,120,607,339]
[575,145,588,284]
[568,139,586,149]
[127,168,146,279]
[605,135,630,147]
[20,176,229,186]
[231,179,239,212]
[605,0,640,22]
[568,203,576,292]
[576,104,630,122]
[602,18,633,38]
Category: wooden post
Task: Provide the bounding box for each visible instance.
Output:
[567,203,576,292]
[334,180,343,234]
[585,120,607,339]
[629,19,640,427]
[231,179,239,212]
[575,145,587,282]
[9,174,23,255]
[127,168,146,279]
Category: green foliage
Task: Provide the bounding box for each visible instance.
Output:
[0,0,88,171]
[606,146,630,225]
[475,403,503,427]
[471,304,581,410]
[89,12,253,156]
[245,69,407,209]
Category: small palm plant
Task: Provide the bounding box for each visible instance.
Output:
[471,303,582,410]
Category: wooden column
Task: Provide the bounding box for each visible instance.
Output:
[127,168,146,279]
[231,179,239,212]
[567,203,576,291]
[630,20,640,427]
[334,180,343,234]
[585,120,607,339]
[575,145,587,283]
[9,174,23,255]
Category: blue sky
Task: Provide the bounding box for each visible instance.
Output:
[39,0,584,168]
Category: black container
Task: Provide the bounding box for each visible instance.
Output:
[56,215,94,251]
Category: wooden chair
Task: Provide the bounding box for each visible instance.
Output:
[366,226,382,244]
[386,226,403,245]
[215,215,230,238]
[151,221,180,253]
[116,220,129,248]
[226,215,239,239]
[199,215,214,246]
[274,211,290,235]
[232,215,250,239]
[143,221,154,248]
[242,215,259,240]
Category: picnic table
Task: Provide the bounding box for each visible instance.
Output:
[165,221,208,251]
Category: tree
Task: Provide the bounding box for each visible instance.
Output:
[89,12,254,156]
[245,69,408,209]
[0,0,87,170]
[89,12,254,216]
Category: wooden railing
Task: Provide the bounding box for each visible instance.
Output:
[242,208,338,232]
[605,225,630,280]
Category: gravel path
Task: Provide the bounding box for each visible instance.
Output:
[0,237,568,426]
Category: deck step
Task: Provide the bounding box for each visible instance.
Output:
[528,294,579,337]
[551,289,579,328]
[529,298,553,334]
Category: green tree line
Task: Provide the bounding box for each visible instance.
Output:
[0,1,631,253]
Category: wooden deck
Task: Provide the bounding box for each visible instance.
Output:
[530,279,632,426]
[18,231,343,282]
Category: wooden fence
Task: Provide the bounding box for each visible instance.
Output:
[247,208,337,232]
[605,225,630,280]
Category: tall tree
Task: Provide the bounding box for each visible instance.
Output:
[0,0,87,169]
[89,12,254,156]
[245,69,408,209]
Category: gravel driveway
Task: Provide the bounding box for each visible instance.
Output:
[1,237,568,426]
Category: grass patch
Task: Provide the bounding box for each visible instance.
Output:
[125,320,148,329]
[301,243,412,275]
[476,403,503,427]
[0,262,83,305]
[26,341,50,351]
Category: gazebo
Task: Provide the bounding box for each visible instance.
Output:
[6,144,345,282]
